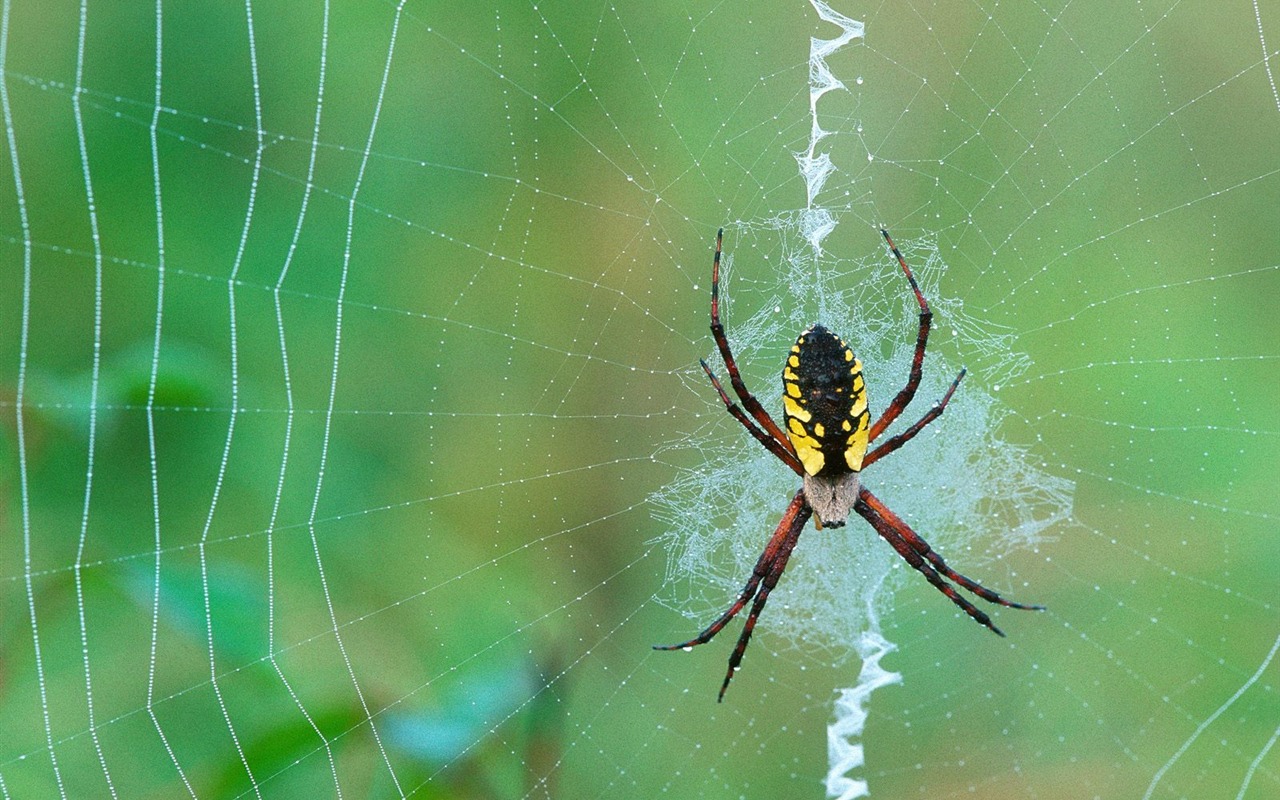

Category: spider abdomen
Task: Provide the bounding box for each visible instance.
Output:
[782,324,871,525]
[781,324,871,476]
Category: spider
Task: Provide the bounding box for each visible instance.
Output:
[655,228,1043,701]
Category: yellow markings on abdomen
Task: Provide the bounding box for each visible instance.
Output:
[782,325,870,477]
[783,395,811,422]
[785,415,825,473]
[845,359,870,471]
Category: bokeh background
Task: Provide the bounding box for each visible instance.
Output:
[1,1,1277,798]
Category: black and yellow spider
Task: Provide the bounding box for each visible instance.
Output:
[656,228,1042,701]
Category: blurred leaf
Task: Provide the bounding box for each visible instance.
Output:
[121,560,264,665]
[386,659,536,765]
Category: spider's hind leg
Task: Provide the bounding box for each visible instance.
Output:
[706,229,795,455]
[868,229,934,443]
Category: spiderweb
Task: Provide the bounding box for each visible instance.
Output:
[1,1,1277,799]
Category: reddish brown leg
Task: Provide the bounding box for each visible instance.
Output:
[707,229,795,455]
[853,495,1004,635]
[868,229,933,443]
[655,489,812,701]
[863,368,965,468]
[654,490,808,652]
[716,507,805,701]
[699,359,803,476]
[859,488,1044,614]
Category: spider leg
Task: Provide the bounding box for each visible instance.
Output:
[707,229,795,455]
[859,489,1044,611]
[716,510,804,702]
[863,368,965,468]
[654,490,808,652]
[868,229,933,443]
[655,490,811,701]
[700,359,804,476]
[854,496,1005,635]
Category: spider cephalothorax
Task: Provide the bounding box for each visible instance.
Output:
[655,228,1043,701]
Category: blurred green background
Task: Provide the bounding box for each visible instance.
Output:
[1,1,1277,798]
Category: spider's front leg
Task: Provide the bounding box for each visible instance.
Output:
[654,489,811,701]
[855,489,1044,635]
[859,489,1043,612]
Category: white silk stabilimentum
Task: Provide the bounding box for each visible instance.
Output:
[797,5,890,797]
[825,629,902,800]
